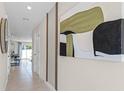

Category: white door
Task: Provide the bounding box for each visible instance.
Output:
[37,30,41,76]
[32,31,37,73]
[33,30,41,75]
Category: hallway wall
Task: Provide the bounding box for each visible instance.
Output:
[58,2,124,90]
[32,3,57,90]
[39,17,47,81]
[47,4,57,89]
[32,2,124,91]
[0,3,8,90]
[32,15,47,82]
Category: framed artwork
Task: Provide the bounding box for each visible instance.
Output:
[0,18,8,54]
[60,7,104,57]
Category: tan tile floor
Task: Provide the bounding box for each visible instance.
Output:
[6,60,50,91]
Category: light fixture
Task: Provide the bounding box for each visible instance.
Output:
[27,5,32,10]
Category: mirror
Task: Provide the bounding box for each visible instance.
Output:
[0,18,8,54]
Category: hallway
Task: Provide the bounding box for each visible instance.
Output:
[6,60,50,91]
[0,2,59,91]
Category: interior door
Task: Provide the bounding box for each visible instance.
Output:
[37,30,41,76]
[32,31,38,73]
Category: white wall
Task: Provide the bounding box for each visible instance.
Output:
[58,57,124,91]
[32,15,47,81]
[122,3,124,18]
[39,17,47,81]
[32,4,57,90]
[60,2,121,22]
[48,5,56,88]
[0,2,8,90]
[58,2,124,90]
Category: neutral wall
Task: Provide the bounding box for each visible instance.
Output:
[122,3,124,18]
[48,5,56,88]
[39,17,47,81]
[58,57,124,91]
[0,3,8,90]
[32,15,47,81]
[32,4,57,90]
[58,2,124,90]
[60,2,121,22]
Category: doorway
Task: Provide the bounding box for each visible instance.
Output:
[10,41,32,73]
[21,42,32,61]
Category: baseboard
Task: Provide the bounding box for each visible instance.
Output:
[0,76,8,91]
[36,73,56,91]
[43,80,56,91]
[3,76,8,91]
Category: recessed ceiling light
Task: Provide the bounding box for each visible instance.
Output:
[27,5,32,10]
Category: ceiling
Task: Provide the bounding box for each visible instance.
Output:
[5,2,55,42]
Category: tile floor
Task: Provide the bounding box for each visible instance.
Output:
[6,60,50,91]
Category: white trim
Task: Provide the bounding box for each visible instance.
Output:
[3,76,8,90]
[43,80,56,91]
[0,76,8,91]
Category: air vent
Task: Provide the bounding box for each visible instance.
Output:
[22,17,29,21]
